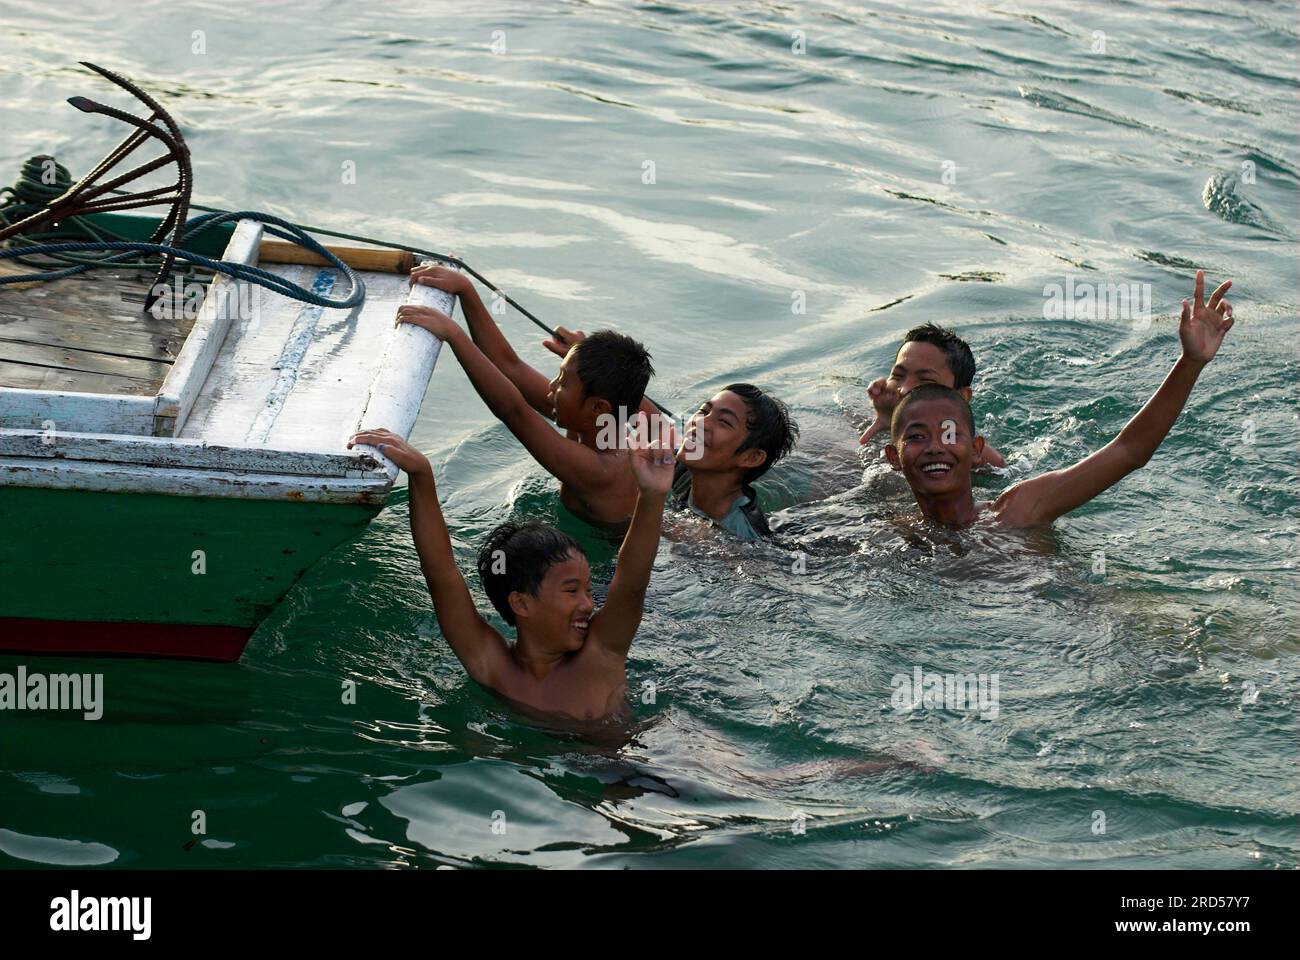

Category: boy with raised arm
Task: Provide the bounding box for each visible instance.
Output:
[347,416,676,723]
[883,272,1233,528]
[409,266,801,540]
[400,265,654,531]
[859,322,1006,468]
[534,325,800,542]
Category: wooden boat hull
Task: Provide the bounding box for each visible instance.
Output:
[0,485,380,661]
[0,212,452,661]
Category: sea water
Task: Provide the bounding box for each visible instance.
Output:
[0,0,1295,868]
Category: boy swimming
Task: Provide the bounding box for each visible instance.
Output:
[400,265,654,531]
[671,383,798,540]
[411,267,799,541]
[346,416,676,723]
[858,322,1006,468]
[884,272,1233,528]
[541,331,799,540]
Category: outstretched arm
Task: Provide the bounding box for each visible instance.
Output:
[977,442,1007,469]
[410,265,556,418]
[347,429,510,685]
[994,271,1234,527]
[396,305,608,491]
[591,417,675,657]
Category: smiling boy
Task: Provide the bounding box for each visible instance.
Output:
[543,334,799,540]
[671,383,798,540]
[397,267,654,531]
[885,272,1233,528]
[347,417,676,723]
[411,266,800,541]
[859,323,1006,468]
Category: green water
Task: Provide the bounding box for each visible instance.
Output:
[1,0,1297,868]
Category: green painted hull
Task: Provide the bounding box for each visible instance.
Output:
[0,485,382,656]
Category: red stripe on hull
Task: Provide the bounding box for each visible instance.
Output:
[0,618,251,662]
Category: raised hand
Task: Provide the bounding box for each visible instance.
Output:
[1179,269,1234,366]
[626,413,677,495]
[542,325,586,359]
[348,427,432,478]
[396,304,458,340]
[858,376,901,444]
[409,263,470,298]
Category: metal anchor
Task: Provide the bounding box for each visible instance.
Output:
[0,61,194,312]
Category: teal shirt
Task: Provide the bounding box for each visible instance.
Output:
[670,464,769,541]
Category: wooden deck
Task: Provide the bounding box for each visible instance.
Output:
[0,269,202,396]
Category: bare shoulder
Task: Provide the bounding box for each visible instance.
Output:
[989,476,1054,528]
[987,482,1028,524]
[571,444,631,488]
[472,632,520,689]
[575,631,628,675]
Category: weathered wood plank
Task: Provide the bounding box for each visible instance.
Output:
[0,336,172,382]
[260,239,415,274]
[155,220,263,434]
[0,308,183,361]
[0,267,199,396]
[0,387,156,432]
[0,428,387,479]
[0,361,158,396]
[0,360,51,390]
[1,269,181,326]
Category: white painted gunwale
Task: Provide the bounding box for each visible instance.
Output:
[0,429,387,480]
[153,218,264,435]
[0,456,389,504]
[351,267,451,483]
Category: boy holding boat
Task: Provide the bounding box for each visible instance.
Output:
[410,265,798,541]
[393,271,654,532]
[858,322,1007,468]
[347,416,676,723]
[883,272,1233,529]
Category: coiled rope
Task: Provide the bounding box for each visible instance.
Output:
[0,210,365,309]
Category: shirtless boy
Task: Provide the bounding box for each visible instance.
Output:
[347,417,676,722]
[885,272,1233,528]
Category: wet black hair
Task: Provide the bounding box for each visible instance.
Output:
[900,323,976,389]
[721,383,799,485]
[890,383,976,441]
[476,520,585,626]
[571,331,654,419]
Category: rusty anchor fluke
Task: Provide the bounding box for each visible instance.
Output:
[0,61,193,312]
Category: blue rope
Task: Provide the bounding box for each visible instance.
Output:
[0,210,365,309]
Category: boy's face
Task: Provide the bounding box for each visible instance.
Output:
[511,550,594,652]
[547,352,587,431]
[678,390,765,476]
[884,396,984,496]
[889,342,972,402]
